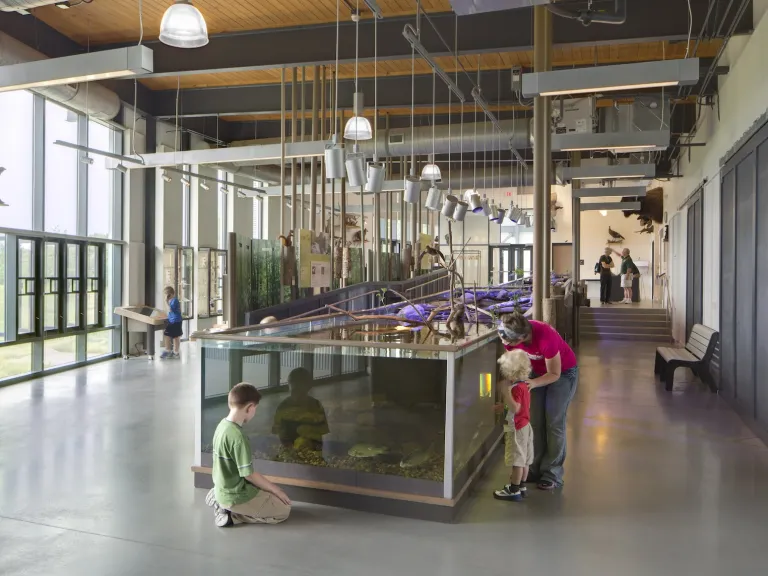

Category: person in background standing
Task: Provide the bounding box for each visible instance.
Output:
[161,286,183,359]
[611,248,639,304]
[597,247,615,304]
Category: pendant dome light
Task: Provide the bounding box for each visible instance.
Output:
[344,4,372,141]
[421,69,441,182]
[404,27,419,204]
[365,15,386,194]
[325,0,345,179]
[159,0,209,49]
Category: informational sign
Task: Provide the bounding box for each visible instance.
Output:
[310,260,331,288]
[298,228,331,288]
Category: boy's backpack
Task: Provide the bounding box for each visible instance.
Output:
[594,261,601,274]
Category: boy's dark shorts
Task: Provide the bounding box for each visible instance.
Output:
[164,322,183,338]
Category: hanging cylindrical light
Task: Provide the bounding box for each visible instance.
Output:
[159,0,209,48]
[325,140,346,179]
[481,196,492,217]
[344,93,372,141]
[488,201,499,221]
[466,189,483,213]
[346,152,367,187]
[441,195,458,218]
[496,207,506,223]
[453,200,469,222]
[425,185,442,211]
[404,176,421,203]
[365,161,385,193]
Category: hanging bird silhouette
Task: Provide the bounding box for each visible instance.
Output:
[418,245,446,267]
[607,227,625,244]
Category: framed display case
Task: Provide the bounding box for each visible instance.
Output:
[193,316,502,522]
[197,247,227,319]
[163,245,194,319]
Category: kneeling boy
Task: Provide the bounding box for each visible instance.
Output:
[206,382,292,526]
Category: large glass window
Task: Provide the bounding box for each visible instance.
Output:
[0,92,34,230]
[43,242,60,332]
[87,121,116,239]
[0,234,5,342]
[65,243,81,329]
[45,101,79,235]
[218,171,228,250]
[17,238,37,336]
[252,194,263,239]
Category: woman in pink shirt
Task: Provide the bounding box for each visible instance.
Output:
[498,309,578,490]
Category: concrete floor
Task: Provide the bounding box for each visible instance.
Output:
[2,340,768,575]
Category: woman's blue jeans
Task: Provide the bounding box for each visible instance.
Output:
[529,367,579,486]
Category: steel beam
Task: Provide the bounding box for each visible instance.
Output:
[92,1,752,79]
[572,186,648,198]
[150,62,721,119]
[580,202,642,212]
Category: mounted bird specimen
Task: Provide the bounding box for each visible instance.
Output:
[607,227,625,244]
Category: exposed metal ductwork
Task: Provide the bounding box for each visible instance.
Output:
[548,0,627,26]
[450,0,552,15]
[0,31,121,120]
[0,0,67,12]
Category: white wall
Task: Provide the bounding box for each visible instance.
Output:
[579,207,654,300]
[655,7,768,336]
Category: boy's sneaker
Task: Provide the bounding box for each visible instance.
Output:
[520,485,528,498]
[205,488,216,507]
[493,484,523,502]
[171,352,181,360]
[214,505,233,527]
[159,351,172,359]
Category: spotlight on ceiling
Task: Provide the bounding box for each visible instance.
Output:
[116,164,128,174]
[200,180,210,191]
[159,0,210,49]
[180,176,191,187]
[162,170,172,183]
[220,185,229,193]
[80,155,94,165]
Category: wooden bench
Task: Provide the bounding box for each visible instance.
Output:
[654,324,719,392]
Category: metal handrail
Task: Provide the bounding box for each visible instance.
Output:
[658,273,674,336]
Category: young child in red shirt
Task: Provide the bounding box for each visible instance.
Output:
[494,349,533,502]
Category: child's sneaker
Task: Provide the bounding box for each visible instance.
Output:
[160,351,172,359]
[214,504,233,527]
[205,488,217,507]
[520,485,528,498]
[493,484,523,502]
[171,352,181,360]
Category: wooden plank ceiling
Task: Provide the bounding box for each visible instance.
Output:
[34,0,451,45]
[139,39,722,91]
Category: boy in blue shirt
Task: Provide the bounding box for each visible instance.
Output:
[161,285,183,359]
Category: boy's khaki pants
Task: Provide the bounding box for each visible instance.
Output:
[229,491,291,524]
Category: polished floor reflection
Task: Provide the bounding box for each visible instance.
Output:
[2,340,768,575]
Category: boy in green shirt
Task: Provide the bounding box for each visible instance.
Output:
[205,382,292,527]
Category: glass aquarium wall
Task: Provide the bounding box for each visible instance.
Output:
[197,317,503,499]
[201,340,448,496]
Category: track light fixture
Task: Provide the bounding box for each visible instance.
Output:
[200,180,210,191]
[220,185,229,193]
[80,155,94,165]
[116,164,128,174]
[180,176,191,187]
[162,170,172,183]
[425,185,442,211]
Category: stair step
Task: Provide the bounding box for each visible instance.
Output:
[580,331,673,343]
[579,324,670,335]
[580,318,669,328]
[581,308,667,318]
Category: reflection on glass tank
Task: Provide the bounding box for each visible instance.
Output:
[198,315,502,499]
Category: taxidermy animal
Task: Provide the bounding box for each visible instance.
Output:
[608,227,625,241]
[637,222,654,234]
[622,187,664,225]
[278,231,294,247]
[424,245,445,263]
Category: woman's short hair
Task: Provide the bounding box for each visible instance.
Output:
[499,309,532,341]
[498,349,532,382]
